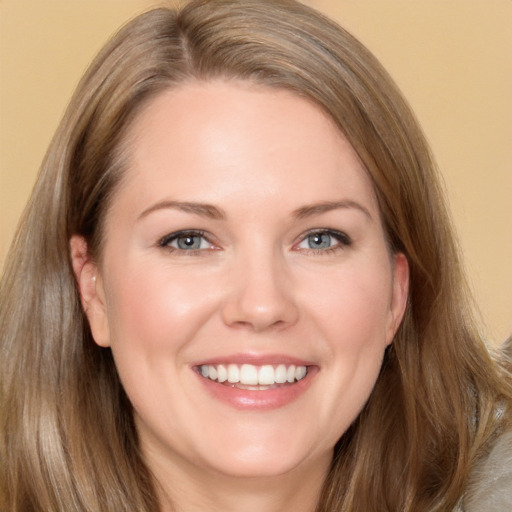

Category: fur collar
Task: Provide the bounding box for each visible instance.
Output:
[458,431,512,511]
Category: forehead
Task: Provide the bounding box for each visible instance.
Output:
[112,80,378,218]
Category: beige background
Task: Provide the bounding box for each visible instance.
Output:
[1,1,510,344]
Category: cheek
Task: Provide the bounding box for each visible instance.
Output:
[304,263,393,353]
[303,266,392,440]
[104,262,221,360]
[102,264,224,432]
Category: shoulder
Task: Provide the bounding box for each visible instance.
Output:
[461,430,512,511]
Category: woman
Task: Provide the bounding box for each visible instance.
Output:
[1,1,510,510]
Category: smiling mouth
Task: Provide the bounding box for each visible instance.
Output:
[198,363,308,389]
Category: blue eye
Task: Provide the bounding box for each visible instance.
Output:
[297,230,351,251]
[306,232,332,249]
[159,231,212,251]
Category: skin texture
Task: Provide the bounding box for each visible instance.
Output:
[71,80,409,512]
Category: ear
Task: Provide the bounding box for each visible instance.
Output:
[386,252,409,345]
[70,235,111,347]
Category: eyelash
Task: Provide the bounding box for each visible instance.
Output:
[158,230,214,255]
[296,229,352,254]
[157,228,352,255]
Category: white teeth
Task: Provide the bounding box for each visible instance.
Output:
[208,365,217,381]
[217,364,228,383]
[199,363,308,386]
[258,365,275,385]
[227,364,239,383]
[295,366,307,381]
[240,364,258,385]
[275,364,287,383]
[286,365,296,383]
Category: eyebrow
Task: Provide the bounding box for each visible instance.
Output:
[138,201,226,221]
[293,200,373,220]
[138,199,372,222]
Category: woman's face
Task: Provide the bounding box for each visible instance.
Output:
[75,81,408,481]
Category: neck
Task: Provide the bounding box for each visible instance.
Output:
[148,449,331,512]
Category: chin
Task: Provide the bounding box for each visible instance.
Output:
[193,426,332,480]
[205,452,316,479]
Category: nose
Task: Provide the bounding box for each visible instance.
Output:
[221,250,299,332]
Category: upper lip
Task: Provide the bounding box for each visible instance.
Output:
[193,353,315,367]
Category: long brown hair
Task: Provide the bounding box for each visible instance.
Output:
[1,1,510,510]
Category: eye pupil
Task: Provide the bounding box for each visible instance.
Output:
[177,235,201,250]
[308,233,331,249]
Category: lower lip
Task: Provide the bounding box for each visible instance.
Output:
[195,368,317,410]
